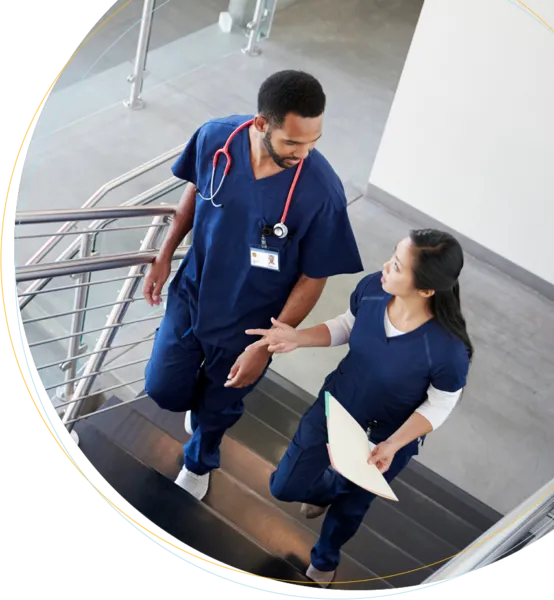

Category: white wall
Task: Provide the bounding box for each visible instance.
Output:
[370,0,554,284]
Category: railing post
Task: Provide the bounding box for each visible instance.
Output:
[52,233,93,429]
[242,0,266,56]
[63,216,167,430]
[124,0,155,110]
[63,233,93,401]
[242,0,278,57]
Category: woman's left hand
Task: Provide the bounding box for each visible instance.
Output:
[368,441,399,474]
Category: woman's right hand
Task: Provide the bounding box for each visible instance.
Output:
[245,318,301,354]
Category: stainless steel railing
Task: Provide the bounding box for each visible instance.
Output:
[16,204,187,429]
[424,477,554,581]
[18,143,186,310]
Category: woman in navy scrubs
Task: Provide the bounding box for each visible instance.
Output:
[246,229,473,586]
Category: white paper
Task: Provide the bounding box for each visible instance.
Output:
[326,392,398,501]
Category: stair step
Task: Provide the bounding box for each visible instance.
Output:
[88,399,390,590]
[228,411,483,551]
[133,382,489,555]
[257,370,313,416]
[242,384,497,540]
[398,459,502,531]
[387,478,482,549]
[218,435,435,587]
[244,388,301,440]
[127,398,444,586]
[74,419,310,584]
[258,374,502,528]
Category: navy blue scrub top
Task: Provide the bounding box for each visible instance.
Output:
[171,115,363,352]
[324,272,471,443]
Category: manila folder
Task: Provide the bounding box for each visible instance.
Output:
[325,392,398,502]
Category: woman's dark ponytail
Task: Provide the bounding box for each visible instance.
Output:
[429,282,474,360]
[410,230,474,360]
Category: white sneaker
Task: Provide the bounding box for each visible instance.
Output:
[184,411,193,435]
[306,563,335,587]
[175,466,210,501]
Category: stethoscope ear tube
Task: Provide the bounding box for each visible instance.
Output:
[200,118,304,223]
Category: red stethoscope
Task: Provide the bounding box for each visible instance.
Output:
[198,118,304,239]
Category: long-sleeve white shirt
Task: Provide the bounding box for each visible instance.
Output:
[324,309,462,430]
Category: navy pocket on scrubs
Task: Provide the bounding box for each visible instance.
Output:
[248,242,296,299]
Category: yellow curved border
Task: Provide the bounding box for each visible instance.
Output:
[517,0,554,31]
[1,0,553,589]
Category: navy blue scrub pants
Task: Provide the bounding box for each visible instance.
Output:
[270,390,414,572]
[144,287,268,476]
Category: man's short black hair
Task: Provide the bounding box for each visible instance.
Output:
[257,70,326,127]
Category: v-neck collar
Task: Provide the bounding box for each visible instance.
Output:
[240,119,301,184]
[379,294,434,343]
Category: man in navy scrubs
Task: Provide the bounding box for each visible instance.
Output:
[144,70,363,500]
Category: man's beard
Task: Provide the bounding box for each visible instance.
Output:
[263,130,299,169]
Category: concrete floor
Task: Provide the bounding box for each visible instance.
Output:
[56,0,229,90]
[15,0,554,515]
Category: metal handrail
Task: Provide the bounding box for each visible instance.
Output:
[18,177,184,309]
[424,477,554,581]
[16,199,191,430]
[16,248,186,282]
[61,215,170,429]
[16,205,178,225]
[21,144,184,268]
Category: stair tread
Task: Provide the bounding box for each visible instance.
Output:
[229,411,483,551]
[218,435,436,586]
[387,479,483,549]
[257,371,314,416]
[258,374,502,528]
[124,398,459,584]
[131,385,490,556]
[244,386,499,537]
[244,388,301,440]
[399,459,502,530]
[74,419,310,584]
[88,400,392,590]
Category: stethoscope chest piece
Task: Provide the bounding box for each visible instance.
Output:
[273,222,288,239]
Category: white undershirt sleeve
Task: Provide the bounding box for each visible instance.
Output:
[415,385,462,430]
[324,309,355,346]
[324,307,462,429]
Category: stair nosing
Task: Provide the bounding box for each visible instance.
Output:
[393,478,483,539]
[236,409,481,545]
[79,418,310,584]
[110,400,393,583]
[214,469,393,587]
[249,386,306,421]
[247,386,499,533]
[216,442,432,580]
[74,417,302,583]
[256,383,306,418]
[128,394,487,563]
[123,401,440,579]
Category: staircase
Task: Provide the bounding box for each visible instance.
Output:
[16,162,553,588]
[74,370,502,590]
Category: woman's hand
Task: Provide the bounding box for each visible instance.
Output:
[368,440,400,474]
[245,318,301,354]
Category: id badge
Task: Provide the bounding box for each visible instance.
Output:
[250,247,280,271]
